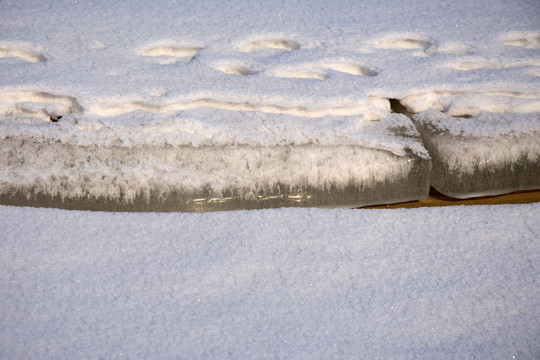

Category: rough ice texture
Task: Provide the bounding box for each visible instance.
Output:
[0,111,431,211]
[0,0,539,208]
[1,203,539,359]
[412,110,540,198]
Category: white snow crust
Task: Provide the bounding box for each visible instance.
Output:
[1,203,539,359]
[0,109,425,156]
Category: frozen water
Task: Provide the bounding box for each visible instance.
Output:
[0,110,431,211]
[0,141,431,211]
[0,0,540,209]
[412,110,540,198]
[0,0,539,207]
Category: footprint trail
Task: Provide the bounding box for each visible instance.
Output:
[241,37,301,52]
[500,32,540,49]
[378,33,432,51]
[212,61,258,76]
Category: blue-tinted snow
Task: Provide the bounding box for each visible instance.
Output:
[1,203,539,359]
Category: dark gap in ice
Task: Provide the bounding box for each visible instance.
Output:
[49,115,62,122]
[389,98,414,117]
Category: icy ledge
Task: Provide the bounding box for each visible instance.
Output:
[0,110,431,211]
[412,110,540,198]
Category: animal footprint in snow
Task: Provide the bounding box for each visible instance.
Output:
[321,60,378,77]
[272,65,328,80]
[500,31,540,49]
[138,42,204,64]
[272,60,377,80]
[377,33,432,54]
[240,36,300,52]
[0,43,46,63]
[212,61,258,76]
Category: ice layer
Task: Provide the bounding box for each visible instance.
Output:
[412,110,540,198]
[0,109,431,211]
[1,0,539,209]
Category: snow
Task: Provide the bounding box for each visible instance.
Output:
[1,0,539,119]
[400,91,540,117]
[0,107,425,155]
[1,0,540,357]
[1,203,539,359]
[1,0,539,102]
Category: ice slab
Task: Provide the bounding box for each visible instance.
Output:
[3,0,538,210]
[0,110,431,211]
[412,110,540,198]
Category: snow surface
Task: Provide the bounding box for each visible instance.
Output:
[1,0,539,109]
[1,203,539,359]
[0,109,427,156]
[1,0,539,125]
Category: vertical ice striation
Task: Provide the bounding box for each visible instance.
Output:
[2,0,538,209]
[412,110,540,198]
[0,110,431,211]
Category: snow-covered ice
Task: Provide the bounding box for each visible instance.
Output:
[0,110,431,210]
[413,111,540,198]
[1,0,539,209]
[1,203,539,359]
